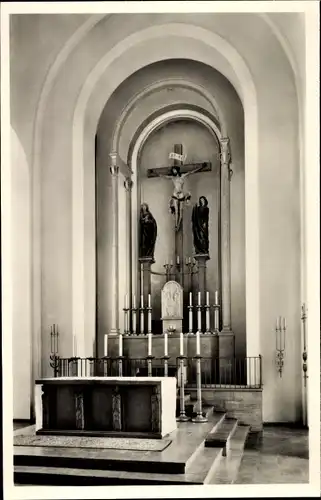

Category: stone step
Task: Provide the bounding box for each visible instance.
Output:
[206,424,250,484]
[14,414,227,486]
[204,417,238,456]
[14,412,221,478]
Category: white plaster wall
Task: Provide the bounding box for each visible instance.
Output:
[11,128,31,419]
[10,13,303,421]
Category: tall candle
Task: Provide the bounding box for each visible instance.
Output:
[164,332,168,356]
[104,334,108,356]
[177,255,180,265]
[215,290,218,305]
[283,317,286,330]
[141,295,144,308]
[148,333,152,356]
[180,332,184,356]
[119,334,123,357]
[198,291,201,306]
[133,294,136,309]
[125,294,129,309]
[196,331,200,355]
[206,291,210,306]
[148,293,151,308]
[189,292,192,306]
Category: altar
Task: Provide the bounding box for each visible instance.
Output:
[35,377,177,439]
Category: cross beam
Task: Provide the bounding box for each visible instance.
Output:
[147,162,211,178]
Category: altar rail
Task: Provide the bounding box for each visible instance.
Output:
[50,355,262,389]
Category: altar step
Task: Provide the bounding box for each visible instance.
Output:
[14,411,250,485]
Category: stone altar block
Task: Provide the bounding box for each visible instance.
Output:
[35,377,177,439]
[161,280,183,333]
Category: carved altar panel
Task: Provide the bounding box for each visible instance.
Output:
[161,280,183,319]
[112,387,122,431]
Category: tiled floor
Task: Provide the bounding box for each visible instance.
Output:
[235,426,309,484]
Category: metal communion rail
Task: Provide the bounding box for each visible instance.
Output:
[50,354,262,389]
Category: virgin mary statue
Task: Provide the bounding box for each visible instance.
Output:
[191,196,209,255]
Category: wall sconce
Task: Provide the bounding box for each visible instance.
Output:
[275,316,286,377]
[301,303,308,387]
[49,324,60,376]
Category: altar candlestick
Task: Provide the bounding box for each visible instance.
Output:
[177,255,180,265]
[170,259,173,266]
[140,295,144,335]
[205,291,210,332]
[104,334,108,356]
[196,331,201,355]
[164,331,168,356]
[189,257,191,264]
[214,306,219,332]
[133,294,136,309]
[125,294,129,309]
[197,298,202,332]
[148,333,152,356]
[119,334,123,357]
[189,304,193,334]
[282,317,286,330]
[147,295,152,334]
[180,332,184,356]
[215,290,218,305]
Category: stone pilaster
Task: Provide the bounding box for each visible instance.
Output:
[110,153,119,334]
[124,177,133,310]
[220,138,233,332]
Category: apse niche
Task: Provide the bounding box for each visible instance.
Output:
[95,59,245,358]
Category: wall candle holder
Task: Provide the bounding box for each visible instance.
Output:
[49,324,60,377]
[275,316,286,377]
[301,303,308,387]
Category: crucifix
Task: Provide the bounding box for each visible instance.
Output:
[147,144,211,284]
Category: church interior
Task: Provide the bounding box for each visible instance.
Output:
[7,9,316,487]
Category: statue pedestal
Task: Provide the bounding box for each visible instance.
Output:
[218,332,235,384]
[139,256,154,299]
[194,254,209,331]
[139,256,154,333]
[194,253,209,297]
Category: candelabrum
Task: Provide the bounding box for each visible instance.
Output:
[192,335,208,423]
[49,324,60,377]
[176,355,189,422]
[301,303,308,387]
[275,316,286,377]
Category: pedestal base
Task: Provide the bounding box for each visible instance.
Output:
[176,414,190,422]
[218,332,235,384]
[192,414,208,423]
